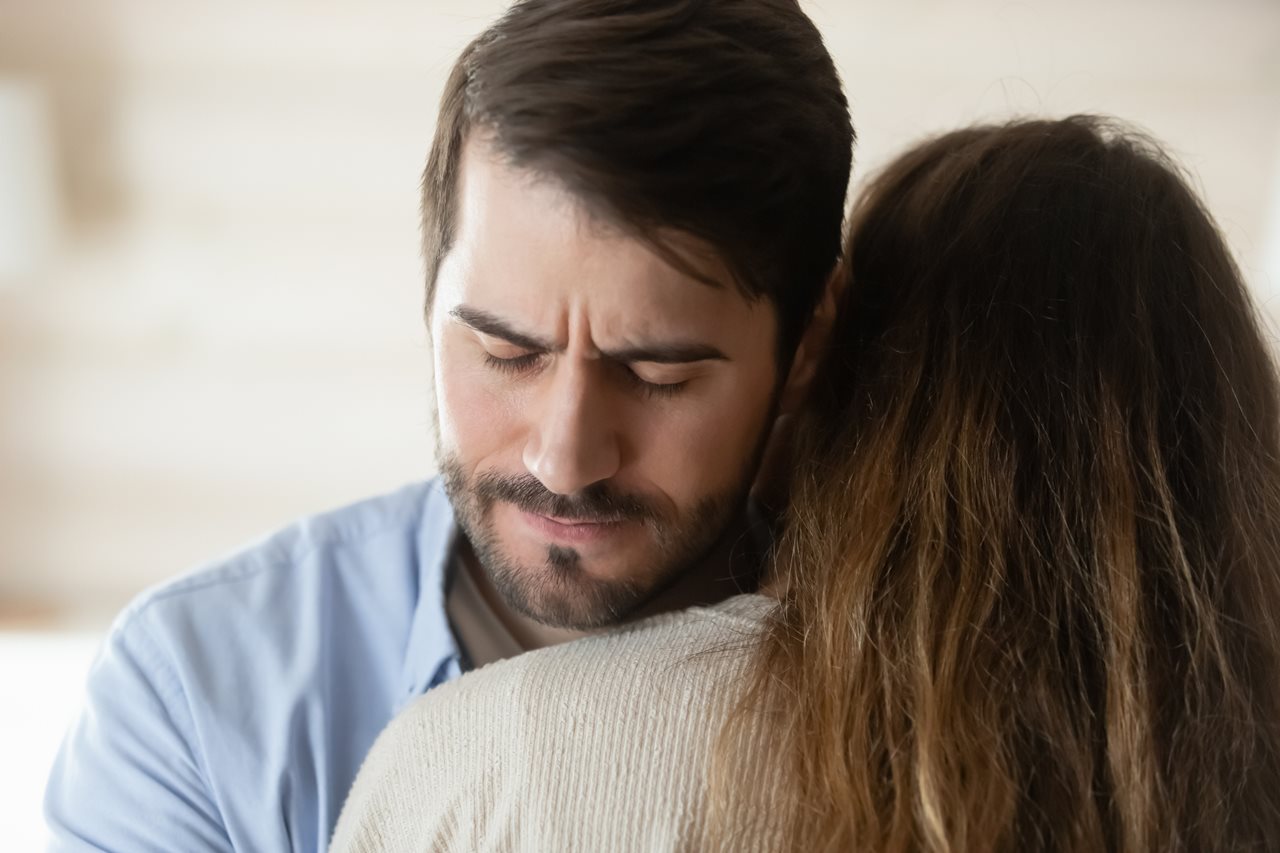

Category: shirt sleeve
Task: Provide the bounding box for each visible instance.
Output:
[43,607,235,852]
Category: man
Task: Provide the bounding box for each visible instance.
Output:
[44,0,853,849]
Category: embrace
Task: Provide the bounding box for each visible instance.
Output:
[47,2,1280,851]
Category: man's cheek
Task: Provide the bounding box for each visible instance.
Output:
[439,374,524,463]
[652,408,744,487]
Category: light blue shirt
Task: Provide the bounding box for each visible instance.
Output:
[44,479,465,852]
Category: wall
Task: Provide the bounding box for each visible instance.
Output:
[1,0,1278,618]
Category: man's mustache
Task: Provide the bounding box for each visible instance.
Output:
[472,472,659,525]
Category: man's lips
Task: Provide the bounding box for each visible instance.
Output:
[516,508,628,545]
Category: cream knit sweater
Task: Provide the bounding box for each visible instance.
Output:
[329,593,783,852]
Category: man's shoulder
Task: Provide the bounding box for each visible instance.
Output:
[114,478,454,642]
[46,479,461,851]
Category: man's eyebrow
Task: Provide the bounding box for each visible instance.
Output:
[450,304,728,364]
[450,305,557,351]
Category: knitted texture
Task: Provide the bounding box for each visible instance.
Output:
[330,594,781,852]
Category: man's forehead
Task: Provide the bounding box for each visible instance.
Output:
[457,136,746,289]
[444,151,770,333]
[457,136,605,235]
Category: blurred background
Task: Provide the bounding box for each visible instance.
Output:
[1,0,1278,845]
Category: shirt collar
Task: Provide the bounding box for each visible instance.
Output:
[397,477,463,708]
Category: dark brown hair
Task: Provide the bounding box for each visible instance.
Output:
[713,115,1280,851]
[421,0,853,361]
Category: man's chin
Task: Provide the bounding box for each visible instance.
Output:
[486,553,651,630]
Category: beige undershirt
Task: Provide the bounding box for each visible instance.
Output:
[445,555,525,669]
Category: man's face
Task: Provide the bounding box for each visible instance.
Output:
[431,140,783,630]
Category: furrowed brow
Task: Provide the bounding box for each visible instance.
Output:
[450,305,557,352]
[450,305,726,364]
[601,343,728,364]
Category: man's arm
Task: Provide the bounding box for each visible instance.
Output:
[44,610,234,852]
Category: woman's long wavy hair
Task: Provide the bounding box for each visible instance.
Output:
[713,116,1280,851]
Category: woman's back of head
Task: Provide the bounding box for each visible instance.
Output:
[716,115,1280,852]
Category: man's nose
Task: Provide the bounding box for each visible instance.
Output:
[522,360,621,496]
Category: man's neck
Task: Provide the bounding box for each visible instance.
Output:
[457,508,766,653]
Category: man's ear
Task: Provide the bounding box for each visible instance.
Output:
[752,266,845,517]
[777,264,844,414]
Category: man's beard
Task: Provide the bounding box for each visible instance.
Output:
[438,455,750,630]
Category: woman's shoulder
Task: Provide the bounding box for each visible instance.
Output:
[404,592,774,724]
[484,592,770,685]
[332,593,777,850]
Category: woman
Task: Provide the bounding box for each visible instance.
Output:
[331,116,1280,852]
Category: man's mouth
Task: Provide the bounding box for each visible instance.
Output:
[515,508,628,545]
